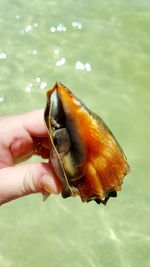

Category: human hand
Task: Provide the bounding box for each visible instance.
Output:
[0,109,61,205]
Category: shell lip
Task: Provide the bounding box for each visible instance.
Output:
[45,82,87,198]
[44,84,73,197]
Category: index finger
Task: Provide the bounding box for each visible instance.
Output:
[21,109,48,137]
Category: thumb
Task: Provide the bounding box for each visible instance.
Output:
[0,162,61,205]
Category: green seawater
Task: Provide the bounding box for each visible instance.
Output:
[0,1,150,266]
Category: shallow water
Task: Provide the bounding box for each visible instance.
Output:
[0,1,150,267]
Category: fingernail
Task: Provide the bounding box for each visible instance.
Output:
[42,175,59,194]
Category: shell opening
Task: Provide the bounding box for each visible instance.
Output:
[50,89,86,184]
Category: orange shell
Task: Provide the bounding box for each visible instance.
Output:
[45,82,130,204]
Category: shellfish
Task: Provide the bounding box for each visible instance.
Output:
[44,82,130,204]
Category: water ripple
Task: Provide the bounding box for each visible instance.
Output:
[56,57,66,66]
[25,83,33,93]
[40,81,47,90]
[0,52,7,60]
[50,24,67,33]
[0,96,4,103]
[75,61,92,72]
[72,21,82,30]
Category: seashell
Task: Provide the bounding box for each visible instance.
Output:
[44,82,130,204]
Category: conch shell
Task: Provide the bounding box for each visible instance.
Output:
[44,82,130,204]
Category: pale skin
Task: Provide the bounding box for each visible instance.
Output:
[0,109,61,205]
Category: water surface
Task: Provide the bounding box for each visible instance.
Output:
[0,1,150,267]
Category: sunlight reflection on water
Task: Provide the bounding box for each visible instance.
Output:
[0,0,150,267]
